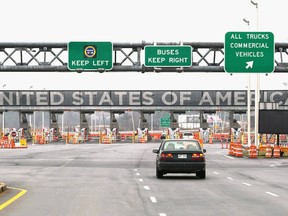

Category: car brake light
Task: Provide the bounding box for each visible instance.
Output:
[160,153,173,161]
[192,153,203,158]
[192,153,205,161]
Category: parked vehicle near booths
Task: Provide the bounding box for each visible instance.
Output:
[152,139,206,179]
[160,132,166,139]
[182,132,194,139]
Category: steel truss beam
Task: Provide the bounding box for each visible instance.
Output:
[0,42,288,72]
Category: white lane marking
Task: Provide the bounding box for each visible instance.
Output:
[159,214,167,216]
[136,173,140,176]
[213,171,220,175]
[265,192,279,197]
[242,182,252,187]
[270,162,281,168]
[144,186,150,190]
[134,169,138,171]
[217,151,235,160]
[139,179,143,182]
[227,177,234,180]
[150,196,157,203]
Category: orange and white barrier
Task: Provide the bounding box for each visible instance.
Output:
[242,134,248,145]
[249,145,257,158]
[234,143,243,157]
[228,142,235,156]
[273,145,281,158]
[1,139,11,148]
[102,136,111,144]
[265,146,272,158]
[0,138,27,149]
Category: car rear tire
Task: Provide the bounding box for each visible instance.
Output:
[196,170,206,179]
[156,167,163,178]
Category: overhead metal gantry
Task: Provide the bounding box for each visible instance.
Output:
[0,42,288,72]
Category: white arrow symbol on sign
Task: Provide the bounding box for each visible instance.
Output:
[245,61,254,69]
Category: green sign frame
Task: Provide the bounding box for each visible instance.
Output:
[160,117,171,128]
[224,32,274,73]
[144,45,192,67]
[68,41,113,71]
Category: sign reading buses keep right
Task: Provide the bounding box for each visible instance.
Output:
[224,32,274,73]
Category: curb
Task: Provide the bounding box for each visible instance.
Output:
[0,182,7,193]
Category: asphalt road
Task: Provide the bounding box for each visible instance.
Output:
[0,142,288,216]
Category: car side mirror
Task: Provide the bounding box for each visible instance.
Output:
[203,149,207,153]
[152,149,159,154]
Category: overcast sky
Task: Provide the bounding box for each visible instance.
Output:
[1,0,288,90]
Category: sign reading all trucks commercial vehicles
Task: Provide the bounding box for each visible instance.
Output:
[224,32,274,73]
[68,42,113,70]
[144,45,192,67]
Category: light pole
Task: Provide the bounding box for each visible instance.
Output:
[131,111,135,132]
[251,0,260,147]
[29,86,34,133]
[91,114,93,133]
[62,112,64,136]
[151,113,154,132]
[94,110,97,134]
[42,88,46,130]
[42,111,45,130]
[243,18,251,147]
[283,83,288,110]
[2,84,6,134]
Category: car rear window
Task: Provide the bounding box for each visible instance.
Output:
[183,133,193,136]
[163,141,200,150]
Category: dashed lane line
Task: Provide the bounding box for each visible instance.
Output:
[134,168,165,216]
[144,186,150,191]
[150,196,157,203]
[212,169,280,202]
[265,192,279,197]
[242,182,252,187]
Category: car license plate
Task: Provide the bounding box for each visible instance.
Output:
[178,154,187,159]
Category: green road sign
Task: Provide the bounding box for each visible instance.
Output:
[144,45,192,67]
[68,42,113,70]
[160,117,171,128]
[224,32,274,73]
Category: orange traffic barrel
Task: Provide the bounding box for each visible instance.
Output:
[228,142,234,156]
[249,145,257,158]
[265,146,272,158]
[273,145,281,158]
[234,143,243,157]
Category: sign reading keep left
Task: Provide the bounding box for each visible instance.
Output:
[68,41,113,71]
